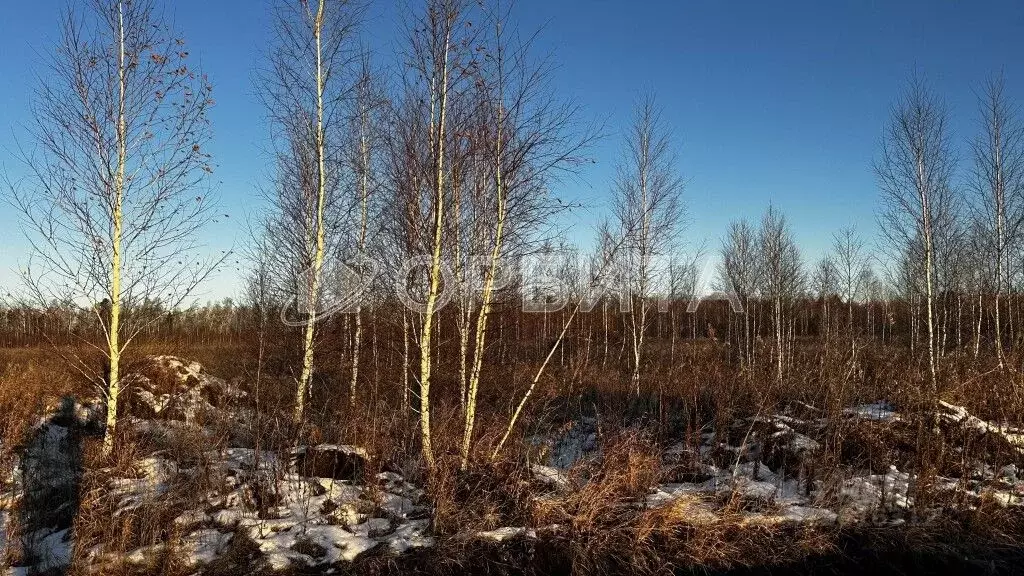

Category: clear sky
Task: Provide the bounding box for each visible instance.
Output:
[1,0,1023,302]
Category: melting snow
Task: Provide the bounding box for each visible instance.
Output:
[530,463,570,489]
[939,400,1024,451]
[846,402,901,422]
[475,526,536,542]
[93,449,434,571]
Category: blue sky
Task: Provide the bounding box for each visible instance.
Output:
[1,0,1023,302]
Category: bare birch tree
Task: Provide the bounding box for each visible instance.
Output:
[398,0,476,469]
[758,205,803,384]
[832,226,868,355]
[812,255,837,359]
[344,55,384,408]
[611,95,684,395]
[719,219,761,368]
[458,0,590,469]
[10,0,218,455]
[970,73,1024,368]
[877,75,956,393]
[260,0,363,427]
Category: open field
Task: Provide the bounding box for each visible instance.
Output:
[2,0,1024,574]
[4,300,1024,575]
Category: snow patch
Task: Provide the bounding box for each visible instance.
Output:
[846,402,901,422]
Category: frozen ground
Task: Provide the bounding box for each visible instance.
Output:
[3,357,1024,573]
[532,398,1024,528]
[84,448,434,572]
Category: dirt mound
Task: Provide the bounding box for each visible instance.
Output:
[121,356,246,422]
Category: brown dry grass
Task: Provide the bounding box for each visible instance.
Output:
[5,329,1024,574]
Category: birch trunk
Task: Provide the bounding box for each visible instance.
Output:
[103,1,128,456]
[460,99,508,469]
[294,1,329,428]
[418,19,453,470]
